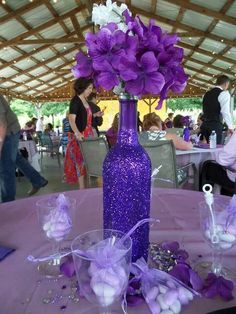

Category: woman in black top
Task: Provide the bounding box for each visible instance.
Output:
[64,78,102,188]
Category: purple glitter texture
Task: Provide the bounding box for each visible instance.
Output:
[103,94,151,262]
[183,127,190,142]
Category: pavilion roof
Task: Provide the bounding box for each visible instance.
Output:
[0,0,235,102]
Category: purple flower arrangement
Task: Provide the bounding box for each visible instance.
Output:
[72,0,188,109]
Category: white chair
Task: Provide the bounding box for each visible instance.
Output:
[140,139,197,189]
[79,137,109,184]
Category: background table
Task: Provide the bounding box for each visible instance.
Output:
[176,147,221,189]
[0,188,236,314]
[19,140,41,172]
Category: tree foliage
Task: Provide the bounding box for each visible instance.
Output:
[41,102,69,117]
[166,97,203,111]
[10,99,36,117]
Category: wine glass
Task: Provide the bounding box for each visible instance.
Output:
[197,197,236,279]
[36,194,76,278]
[71,229,132,314]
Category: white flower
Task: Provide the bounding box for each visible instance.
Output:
[92,0,131,30]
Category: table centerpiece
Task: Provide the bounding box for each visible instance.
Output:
[72,0,187,261]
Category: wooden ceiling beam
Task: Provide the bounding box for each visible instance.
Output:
[179,41,235,64]
[4,38,84,45]
[42,2,73,73]
[0,0,48,24]
[128,4,236,47]
[0,5,86,49]
[184,57,235,77]
[172,7,185,33]
[0,25,90,72]
[185,64,217,79]
[1,45,78,83]
[1,3,64,88]
[44,1,71,36]
[183,0,235,72]
[151,0,157,13]
[70,15,86,43]
[165,0,236,26]
[188,82,207,91]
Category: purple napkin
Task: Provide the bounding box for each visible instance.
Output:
[0,245,15,261]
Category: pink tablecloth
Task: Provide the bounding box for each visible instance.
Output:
[0,188,236,314]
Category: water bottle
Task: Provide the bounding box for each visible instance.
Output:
[209,130,217,149]
[23,131,27,141]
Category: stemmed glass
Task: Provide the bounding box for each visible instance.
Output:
[198,198,236,278]
[71,229,132,314]
[36,194,76,278]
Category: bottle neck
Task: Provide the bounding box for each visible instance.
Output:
[118,95,138,145]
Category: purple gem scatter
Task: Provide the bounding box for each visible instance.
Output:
[103,96,151,262]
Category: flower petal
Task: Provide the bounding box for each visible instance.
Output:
[144,72,165,94]
[140,51,158,73]
[97,71,119,90]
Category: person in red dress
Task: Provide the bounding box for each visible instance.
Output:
[64,78,102,188]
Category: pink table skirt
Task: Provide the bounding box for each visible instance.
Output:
[0,188,235,314]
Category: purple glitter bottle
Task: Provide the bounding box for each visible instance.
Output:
[103,93,151,262]
[183,127,190,142]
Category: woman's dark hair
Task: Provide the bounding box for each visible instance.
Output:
[87,92,97,102]
[31,117,38,123]
[47,123,53,130]
[173,114,184,128]
[74,78,93,95]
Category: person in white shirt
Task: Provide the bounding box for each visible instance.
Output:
[36,116,44,133]
[200,75,234,144]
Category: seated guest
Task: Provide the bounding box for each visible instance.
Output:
[60,111,70,156]
[200,130,236,196]
[106,113,119,148]
[164,112,174,128]
[44,123,56,137]
[173,114,184,128]
[140,112,193,151]
[87,92,104,136]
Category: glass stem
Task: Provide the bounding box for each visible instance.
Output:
[52,241,61,266]
[211,249,223,275]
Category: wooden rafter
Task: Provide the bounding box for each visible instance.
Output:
[0,0,47,24]
[0,5,86,49]
[151,0,157,13]
[0,25,90,72]
[172,6,185,33]
[179,42,235,65]
[165,0,236,26]
[183,0,235,75]
[128,4,236,47]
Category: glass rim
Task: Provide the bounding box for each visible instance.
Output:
[71,228,133,260]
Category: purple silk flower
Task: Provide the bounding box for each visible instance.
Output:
[72,5,188,109]
[201,273,234,301]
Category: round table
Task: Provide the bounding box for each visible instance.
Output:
[0,188,235,314]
